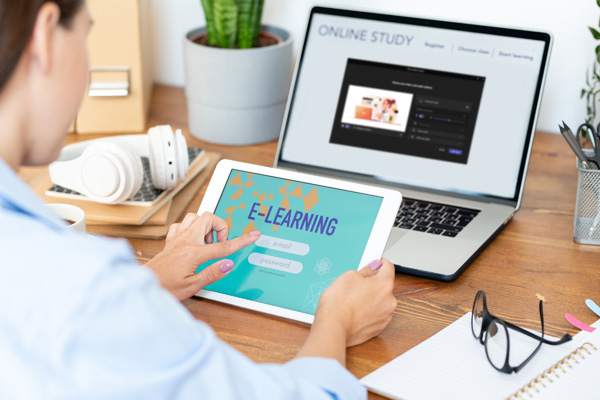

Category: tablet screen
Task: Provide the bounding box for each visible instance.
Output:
[196,169,384,315]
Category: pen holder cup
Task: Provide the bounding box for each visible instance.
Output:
[574,161,600,244]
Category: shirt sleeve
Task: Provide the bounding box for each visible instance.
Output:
[50,246,366,400]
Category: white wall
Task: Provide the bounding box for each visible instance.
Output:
[147,0,599,134]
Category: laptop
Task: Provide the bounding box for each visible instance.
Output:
[274,6,552,281]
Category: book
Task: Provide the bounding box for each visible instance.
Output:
[360,313,599,400]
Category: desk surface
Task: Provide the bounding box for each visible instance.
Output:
[27,85,600,399]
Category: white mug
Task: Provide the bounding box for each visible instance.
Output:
[46,203,87,234]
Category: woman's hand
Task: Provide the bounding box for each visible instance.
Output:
[145,212,260,301]
[296,259,397,365]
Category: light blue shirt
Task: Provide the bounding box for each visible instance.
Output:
[0,158,365,400]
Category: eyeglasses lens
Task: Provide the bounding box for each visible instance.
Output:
[485,320,508,370]
[472,293,484,338]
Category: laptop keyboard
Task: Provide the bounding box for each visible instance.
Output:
[394,197,480,237]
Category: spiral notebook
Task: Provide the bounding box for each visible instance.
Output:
[360,313,599,400]
[507,337,598,399]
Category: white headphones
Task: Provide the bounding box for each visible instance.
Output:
[49,125,189,204]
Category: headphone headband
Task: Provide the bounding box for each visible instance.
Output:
[48,126,189,204]
[55,135,150,163]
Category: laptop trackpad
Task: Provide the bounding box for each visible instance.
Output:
[384,232,479,276]
[384,228,408,252]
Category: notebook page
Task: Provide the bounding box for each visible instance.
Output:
[509,323,600,400]
[360,313,582,400]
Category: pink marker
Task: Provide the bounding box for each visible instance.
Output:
[565,313,596,332]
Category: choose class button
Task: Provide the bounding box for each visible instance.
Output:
[248,253,303,274]
[254,235,310,256]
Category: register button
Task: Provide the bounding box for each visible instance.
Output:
[255,235,310,256]
[248,253,303,274]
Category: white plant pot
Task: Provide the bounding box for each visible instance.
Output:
[183,25,293,145]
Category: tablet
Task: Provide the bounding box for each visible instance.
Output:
[195,160,402,323]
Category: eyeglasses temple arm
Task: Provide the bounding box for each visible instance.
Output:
[502,301,573,345]
[502,321,572,344]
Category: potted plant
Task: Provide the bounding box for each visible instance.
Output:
[581,0,600,145]
[183,0,293,145]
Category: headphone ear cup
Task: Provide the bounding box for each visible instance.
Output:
[148,125,188,190]
[148,126,168,190]
[112,140,144,200]
[174,129,189,181]
[79,140,143,204]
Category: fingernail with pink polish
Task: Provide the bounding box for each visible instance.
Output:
[250,231,261,237]
[368,259,382,271]
[219,260,234,273]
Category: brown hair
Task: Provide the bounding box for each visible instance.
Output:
[0,0,83,92]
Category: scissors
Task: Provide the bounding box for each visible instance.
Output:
[559,122,595,169]
[575,122,600,168]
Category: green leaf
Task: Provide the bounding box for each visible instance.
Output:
[597,0,600,8]
[201,0,218,46]
[214,0,238,48]
[237,0,265,48]
[590,27,600,40]
[237,0,253,48]
[250,0,265,47]
[582,88,588,99]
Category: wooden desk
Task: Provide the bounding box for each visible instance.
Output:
[27,85,600,398]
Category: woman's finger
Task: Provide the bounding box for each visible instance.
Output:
[175,213,229,245]
[196,212,230,243]
[195,259,235,290]
[166,223,180,243]
[179,213,200,232]
[197,231,261,264]
[358,259,383,277]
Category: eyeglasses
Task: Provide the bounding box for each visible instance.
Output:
[471,291,572,374]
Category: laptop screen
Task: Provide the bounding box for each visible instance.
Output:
[277,7,551,202]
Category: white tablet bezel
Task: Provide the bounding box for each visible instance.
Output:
[195,159,402,323]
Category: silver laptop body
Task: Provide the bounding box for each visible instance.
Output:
[274,6,552,281]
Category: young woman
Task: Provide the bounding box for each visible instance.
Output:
[0,1,397,398]
[375,98,397,123]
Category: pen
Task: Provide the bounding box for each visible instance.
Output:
[558,122,595,169]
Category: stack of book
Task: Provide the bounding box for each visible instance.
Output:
[31,148,219,239]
